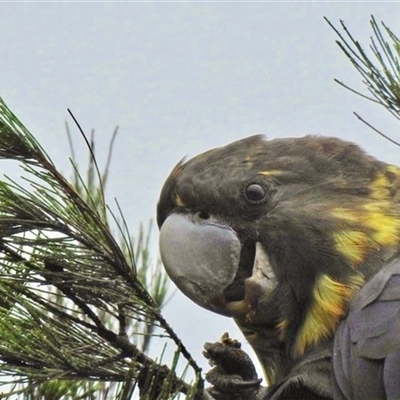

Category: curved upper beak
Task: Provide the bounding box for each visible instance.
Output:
[159,213,278,320]
[159,213,241,316]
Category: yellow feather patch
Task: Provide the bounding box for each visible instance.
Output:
[332,230,369,265]
[369,165,400,200]
[362,203,400,246]
[331,200,400,266]
[294,274,363,356]
[364,166,400,246]
[369,172,390,200]
[386,164,400,175]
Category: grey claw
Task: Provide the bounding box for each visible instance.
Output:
[229,378,263,389]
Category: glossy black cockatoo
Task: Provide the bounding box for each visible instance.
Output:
[157,135,400,400]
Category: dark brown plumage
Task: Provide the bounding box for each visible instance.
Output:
[157,135,400,399]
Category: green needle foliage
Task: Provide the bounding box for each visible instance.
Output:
[0,98,203,399]
[326,16,400,142]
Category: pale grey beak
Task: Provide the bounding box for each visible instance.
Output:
[159,213,277,321]
[159,213,241,316]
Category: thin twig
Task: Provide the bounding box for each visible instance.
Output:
[353,112,400,147]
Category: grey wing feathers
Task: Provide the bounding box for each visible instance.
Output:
[332,259,400,400]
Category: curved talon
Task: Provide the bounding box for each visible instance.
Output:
[229,378,263,389]
[205,368,243,391]
[206,368,262,391]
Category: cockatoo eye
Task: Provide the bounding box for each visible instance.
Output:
[244,183,267,202]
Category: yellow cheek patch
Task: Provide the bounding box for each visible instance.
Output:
[294,274,364,356]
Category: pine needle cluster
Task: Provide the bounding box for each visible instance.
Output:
[0,98,202,399]
[326,16,400,143]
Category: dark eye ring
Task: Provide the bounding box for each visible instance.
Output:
[244,183,267,203]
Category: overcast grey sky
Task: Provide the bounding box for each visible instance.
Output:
[1,1,400,384]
